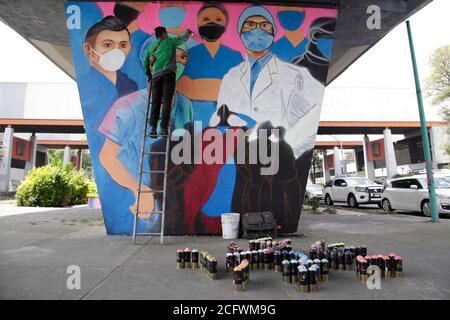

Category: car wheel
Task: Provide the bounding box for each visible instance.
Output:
[382,199,393,212]
[325,194,333,206]
[421,200,431,217]
[348,194,359,208]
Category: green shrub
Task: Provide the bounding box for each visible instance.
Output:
[16,163,89,207]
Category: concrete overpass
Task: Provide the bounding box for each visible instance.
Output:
[0,0,432,85]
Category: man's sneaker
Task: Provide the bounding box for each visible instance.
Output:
[149,126,157,137]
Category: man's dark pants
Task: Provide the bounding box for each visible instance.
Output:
[150,72,176,130]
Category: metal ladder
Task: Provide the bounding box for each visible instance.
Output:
[132,82,171,245]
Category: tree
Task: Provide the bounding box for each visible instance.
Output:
[426,45,450,155]
[425,45,450,105]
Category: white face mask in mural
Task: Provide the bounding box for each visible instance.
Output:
[91,47,126,72]
[240,28,274,52]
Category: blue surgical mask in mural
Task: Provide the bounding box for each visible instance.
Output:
[316,38,333,60]
[159,7,186,29]
[241,28,274,52]
[277,11,305,31]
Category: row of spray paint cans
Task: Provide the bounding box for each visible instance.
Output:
[176,248,218,280]
[356,253,403,281]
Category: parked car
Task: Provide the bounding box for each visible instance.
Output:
[323,177,384,208]
[381,175,450,216]
[305,184,323,204]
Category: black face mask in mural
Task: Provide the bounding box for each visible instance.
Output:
[114,4,140,26]
[198,23,226,42]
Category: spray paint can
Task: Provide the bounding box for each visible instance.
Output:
[382,256,389,278]
[330,250,337,270]
[176,249,184,269]
[184,248,192,269]
[288,251,296,262]
[268,249,274,270]
[282,260,291,283]
[309,247,317,260]
[282,250,290,261]
[337,250,345,270]
[274,250,282,272]
[298,265,309,293]
[192,249,199,269]
[241,260,249,290]
[360,258,368,282]
[208,257,217,280]
[361,245,367,257]
[233,266,243,292]
[258,249,264,269]
[201,251,207,272]
[309,265,318,292]
[290,259,299,285]
[395,256,403,278]
[344,251,353,271]
[252,250,259,270]
[388,254,396,278]
[321,258,329,282]
[226,253,234,272]
[249,240,255,251]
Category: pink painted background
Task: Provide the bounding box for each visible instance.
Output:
[97,1,337,56]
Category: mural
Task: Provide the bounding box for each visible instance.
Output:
[65,1,337,235]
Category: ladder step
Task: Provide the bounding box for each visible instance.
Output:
[144,151,167,155]
[139,189,164,193]
[136,210,164,214]
[146,134,170,138]
[135,232,162,236]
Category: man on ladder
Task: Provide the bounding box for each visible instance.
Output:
[131,26,193,244]
[143,26,193,136]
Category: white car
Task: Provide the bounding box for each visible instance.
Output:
[381,175,450,216]
[305,184,323,204]
[323,177,384,208]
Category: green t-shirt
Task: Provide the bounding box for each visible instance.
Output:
[143,32,190,78]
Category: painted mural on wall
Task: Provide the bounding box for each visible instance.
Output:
[65,1,337,235]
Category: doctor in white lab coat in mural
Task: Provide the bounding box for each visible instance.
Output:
[215,6,325,157]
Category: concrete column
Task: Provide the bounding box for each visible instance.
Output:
[0,126,14,192]
[383,128,398,178]
[77,149,83,170]
[333,146,343,177]
[322,150,330,182]
[362,135,375,181]
[24,133,37,173]
[63,146,71,165]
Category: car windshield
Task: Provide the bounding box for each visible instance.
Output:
[346,178,374,186]
[418,178,450,189]
[308,184,323,191]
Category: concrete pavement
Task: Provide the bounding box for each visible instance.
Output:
[0,207,449,299]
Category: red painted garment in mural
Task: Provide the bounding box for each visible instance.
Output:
[183,127,240,234]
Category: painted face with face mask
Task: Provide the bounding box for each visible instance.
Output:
[159,6,187,29]
[197,6,227,42]
[240,16,275,52]
[86,29,131,72]
[277,9,305,31]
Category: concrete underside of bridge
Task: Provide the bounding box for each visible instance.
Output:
[0,0,432,85]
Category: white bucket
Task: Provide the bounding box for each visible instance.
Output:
[221,213,240,239]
